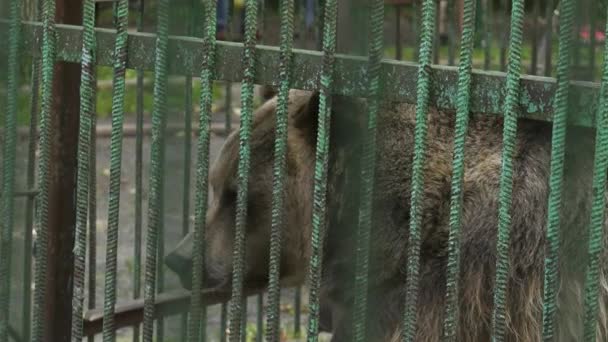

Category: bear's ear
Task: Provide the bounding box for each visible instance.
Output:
[293,91,366,145]
[292,91,321,145]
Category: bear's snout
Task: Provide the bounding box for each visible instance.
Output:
[165,252,193,290]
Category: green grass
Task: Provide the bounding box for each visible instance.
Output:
[7,66,224,128]
[94,67,223,120]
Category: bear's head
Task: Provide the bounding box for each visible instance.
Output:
[165,89,364,292]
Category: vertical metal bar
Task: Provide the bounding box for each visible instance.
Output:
[101,0,130,340]
[133,0,145,340]
[223,0,234,135]
[573,3,581,68]
[483,0,491,70]
[447,0,456,66]
[582,8,608,340]
[87,65,98,342]
[0,0,21,337]
[544,0,554,77]
[143,0,171,338]
[22,1,43,339]
[71,0,97,339]
[221,303,228,342]
[541,0,576,337]
[31,0,56,338]
[305,0,338,340]
[315,0,325,50]
[241,298,248,342]
[413,0,420,61]
[530,0,541,74]
[228,0,260,338]
[337,0,366,54]
[225,83,233,134]
[293,288,301,337]
[433,0,440,65]
[588,3,596,80]
[259,0,266,41]
[256,294,263,341]
[499,0,507,71]
[440,0,477,338]
[491,0,525,338]
[181,18,195,342]
[222,0,233,136]
[396,5,403,60]
[156,155,166,339]
[86,9,99,342]
[186,0,217,339]
[265,0,296,338]
[402,0,436,338]
[307,0,338,342]
[351,0,385,340]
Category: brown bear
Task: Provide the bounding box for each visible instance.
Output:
[166,89,608,341]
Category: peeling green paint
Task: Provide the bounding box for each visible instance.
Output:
[3,20,601,128]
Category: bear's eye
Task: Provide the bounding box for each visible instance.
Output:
[222,189,237,205]
[391,202,410,226]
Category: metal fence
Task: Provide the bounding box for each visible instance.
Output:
[0,0,607,341]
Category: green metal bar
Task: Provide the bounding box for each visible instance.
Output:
[305,0,338,339]
[573,3,582,68]
[544,0,554,77]
[499,0,507,71]
[101,0,129,340]
[441,0,477,338]
[0,0,21,337]
[228,0,259,338]
[87,65,98,342]
[143,0,171,338]
[265,0,296,337]
[352,0,384,340]
[133,0,145,340]
[87,10,98,342]
[588,4,596,80]
[23,15,42,342]
[221,303,228,342]
[433,1,440,65]
[582,8,608,341]
[530,0,541,75]
[187,0,217,339]
[22,3,43,342]
[156,157,166,338]
[256,294,263,341]
[402,0,436,338]
[541,0,576,338]
[7,21,606,128]
[181,55,193,342]
[294,288,302,337]
[71,0,97,339]
[225,83,233,134]
[483,0,491,70]
[31,0,57,338]
[491,0,526,338]
[241,298,248,342]
[447,0,456,66]
[413,0,420,61]
[396,5,402,60]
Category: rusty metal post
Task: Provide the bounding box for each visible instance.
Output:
[43,0,83,341]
